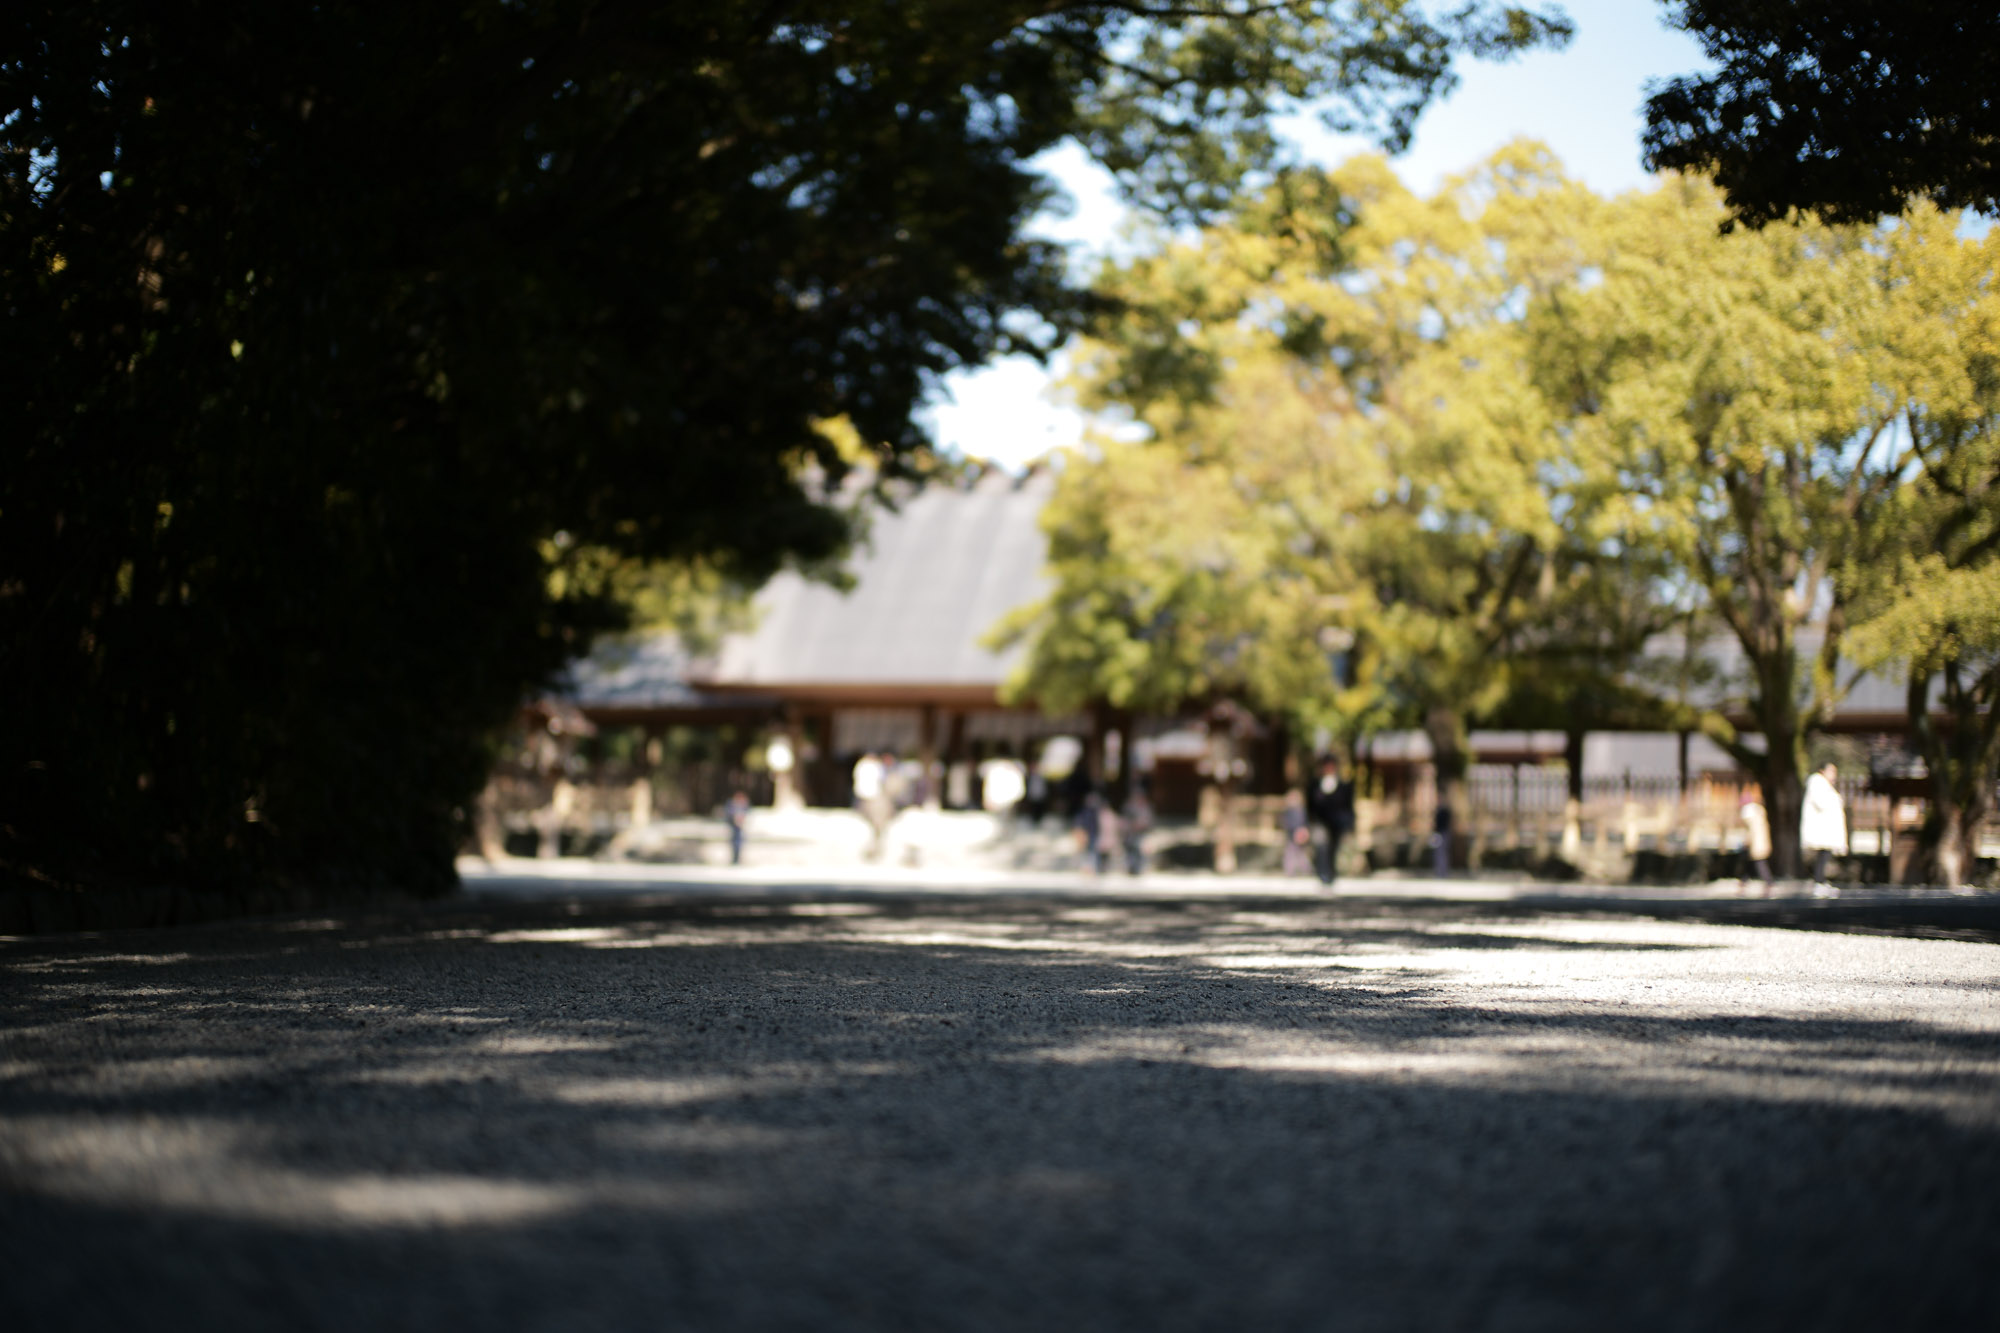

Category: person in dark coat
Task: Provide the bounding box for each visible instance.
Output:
[1305,756,1356,886]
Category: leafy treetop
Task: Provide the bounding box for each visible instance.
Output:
[0,0,1564,892]
[1643,0,2000,226]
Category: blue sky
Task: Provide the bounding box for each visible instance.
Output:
[924,0,1712,469]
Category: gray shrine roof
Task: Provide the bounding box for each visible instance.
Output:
[555,466,1054,710]
[701,467,1054,690]
[558,462,1932,730]
[1636,630,1917,722]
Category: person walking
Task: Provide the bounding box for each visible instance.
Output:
[1739,786,1774,894]
[979,750,1026,817]
[852,751,892,860]
[1305,756,1356,887]
[1023,750,1050,827]
[1280,789,1311,877]
[722,790,751,866]
[1093,797,1122,876]
[1074,791,1105,873]
[1801,762,1848,896]
[1431,797,1454,877]
[1121,786,1154,875]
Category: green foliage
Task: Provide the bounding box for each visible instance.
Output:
[990,435,1302,717]
[1006,146,1671,780]
[1838,224,2000,883]
[1068,1,1571,220]
[541,547,764,661]
[1843,218,2000,680]
[1,1,1559,894]
[1543,185,1988,869]
[1014,141,2000,877]
[1644,1,2000,226]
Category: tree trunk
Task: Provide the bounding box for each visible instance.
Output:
[1746,717,1811,880]
[1910,671,1956,888]
[1426,706,1470,871]
[1744,639,1809,878]
[1956,771,1993,888]
[1921,803,1967,889]
[1950,795,1988,888]
[1909,666,2000,890]
[1106,706,1134,808]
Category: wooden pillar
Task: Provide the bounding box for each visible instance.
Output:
[539,775,574,859]
[1205,716,1237,875]
[1621,768,1638,850]
[943,710,969,808]
[1511,763,1523,852]
[1087,702,1109,793]
[475,783,506,861]
[1106,707,1133,806]
[803,710,836,808]
[919,703,940,809]
[1561,728,1585,860]
[629,723,660,828]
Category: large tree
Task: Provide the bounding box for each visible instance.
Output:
[1003,146,1668,844]
[1843,216,2000,887]
[1,2,1565,896]
[1539,180,1980,875]
[1643,0,2000,226]
[1019,148,1999,881]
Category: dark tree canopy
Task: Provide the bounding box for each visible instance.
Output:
[0,1,1563,897]
[1643,0,2000,226]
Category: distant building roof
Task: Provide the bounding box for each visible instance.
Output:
[558,467,1939,735]
[1637,630,1920,727]
[698,466,1053,696]
[558,635,771,715]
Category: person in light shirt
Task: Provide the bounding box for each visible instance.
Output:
[852,751,892,860]
[979,753,1026,816]
[1800,762,1848,895]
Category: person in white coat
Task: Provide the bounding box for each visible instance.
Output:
[1800,762,1848,892]
[852,751,892,860]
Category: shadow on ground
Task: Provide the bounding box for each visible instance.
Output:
[3,894,1996,1332]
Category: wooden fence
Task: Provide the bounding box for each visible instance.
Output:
[1204,768,1999,873]
[478,762,773,858]
[482,756,1995,873]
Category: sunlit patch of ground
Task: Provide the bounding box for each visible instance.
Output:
[2,893,1996,1331]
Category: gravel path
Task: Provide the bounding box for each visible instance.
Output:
[4,890,1998,1331]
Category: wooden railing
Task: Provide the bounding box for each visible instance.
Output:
[476,763,772,858]
[1203,770,1999,873]
[479,761,1995,873]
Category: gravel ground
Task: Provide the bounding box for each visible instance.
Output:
[4,889,1998,1332]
